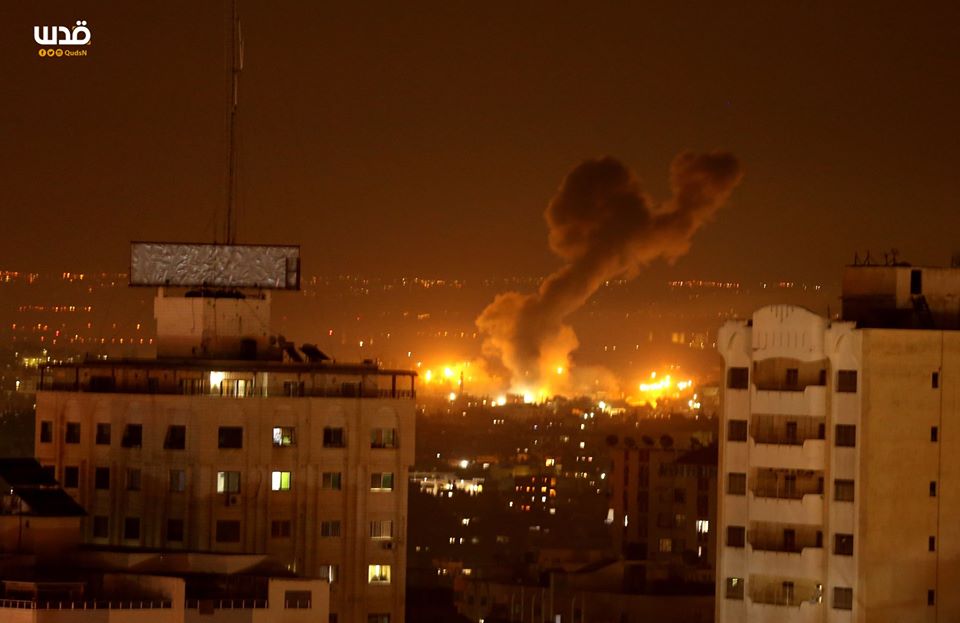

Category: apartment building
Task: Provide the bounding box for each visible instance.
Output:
[716,265,960,623]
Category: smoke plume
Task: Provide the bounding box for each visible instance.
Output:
[476,152,742,394]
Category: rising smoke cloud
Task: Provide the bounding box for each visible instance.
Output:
[476,152,743,394]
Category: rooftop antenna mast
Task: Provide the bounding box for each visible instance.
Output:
[225,0,243,244]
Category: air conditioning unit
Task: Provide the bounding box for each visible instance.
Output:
[225,495,238,507]
[381,542,393,550]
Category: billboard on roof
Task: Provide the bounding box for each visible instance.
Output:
[130,242,300,289]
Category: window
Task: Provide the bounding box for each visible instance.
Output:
[63,466,79,489]
[928,589,936,606]
[216,520,241,543]
[835,424,856,447]
[126,468,142,491]
[370,472,394,491]
[726,577,744,600]
[283,381,304,397]
[284,590,312,609]
[271,520,292,538]
[834,479,855,502]
[273,426,295,447]
[728,472,747,495]
[41,465,55,481]
[911,269,922,295]
[121,424,142,448]
[727,526,746,548]
[695,519,709,535]
[932,372,940,389]
[929,536,936,552]
[371,428,397,449]
[167,519,184,542]
[94,467,110,489]
[164,425,186,450]
[330,615,339,623]
[218,426,243,449]
[930,481,937,497]
[124,517,140,540]
[727,367,748,389]
[728,420,747,442]
[833,587,852,610]
[367,564,391,584]
[39,421,53,443]
[837,370,858,393]
[271,471,292,491]
[834,533,854,556]
[318,564,339,583]
[95,423,111,445]
[65,422,81,444]
[658,538,672,553]
[674,489,686,504]
[321,520,341,537]
[323,427,345,448]
[170,469,186,492]
[785,368,799,387]
[368,616,390,623]
[370,520,394,540]
[92,516,109,539]
[322,472,342,490]
[931,426,938,442]
[217,471,241,494]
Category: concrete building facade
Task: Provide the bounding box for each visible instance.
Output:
[717,265,960,623]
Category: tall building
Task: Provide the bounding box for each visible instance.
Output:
[33,244,416,623]
[716,265,960,622]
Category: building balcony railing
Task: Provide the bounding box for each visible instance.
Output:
[0,599,173,610]
[750,415,825,446]
[185,599,268,610]
[42,379,414,400]
[750,580,822,607]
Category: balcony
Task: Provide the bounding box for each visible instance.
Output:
[749,575,822,608]
[752,469,823,500]
[748,492,823,525]
[750,439,825,471]
[751,386,826,417]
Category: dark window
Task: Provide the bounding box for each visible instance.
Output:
[216,520,241,543]
[837,370,858,393]
[834,479,855,502]
[284,590,312,609]
[727,526,746,548]
[930,481,937,497]
[169,469,186,492]
[367,616,390,623]
[330,615,338,623]
[121,424,142,448]
[833,587,853,610]
[931,426,939,442]
[65,422,81,444]
[164,425,186,450]
[94,467,110,489]
[929,536,936,552]
[92,516,109,539]
[124,517,140,540]
[818,369,827,385]
[167,519,184,542]
[928,589,936,606]
[321,520,341,537]
[674,489,686,504]
[323,427,345,448]
[126,468,141,491]
[725,577,744,600]
[283,381,304,397]
[322,472,342,490]
[785,368,799,387]
[727,367,749,389]
[835,424,856,447]
[834,533,854,556]
[95,423,111,445]
[271,520,292,538]
[911,269,922,295]
[218,426,243,449]
[39,421,53,443]
[63,466,79,488]
[41,465,55,481]
[932,372,940,389]
[370,472,394,491]
[728,420,747,442]
[728,472,747,495]
[371,428,397,449]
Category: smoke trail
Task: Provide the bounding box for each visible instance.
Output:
[476,152,742,393]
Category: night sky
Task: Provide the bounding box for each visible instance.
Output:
[3,1,959,285]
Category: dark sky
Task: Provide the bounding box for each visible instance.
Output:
[3,1,959,285]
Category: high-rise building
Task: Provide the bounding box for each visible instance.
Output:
[716,265,960,622]
[34,244,416,623]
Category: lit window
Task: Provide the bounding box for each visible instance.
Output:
[368,564,391,584]
[371,472,394,492]
[273,426,295,447]
[696,519,709,534]
[726,577,744,600]
[272,471,292,491]
[217,471,241,494]
[659,538,672,553]
[318,565,338,583]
